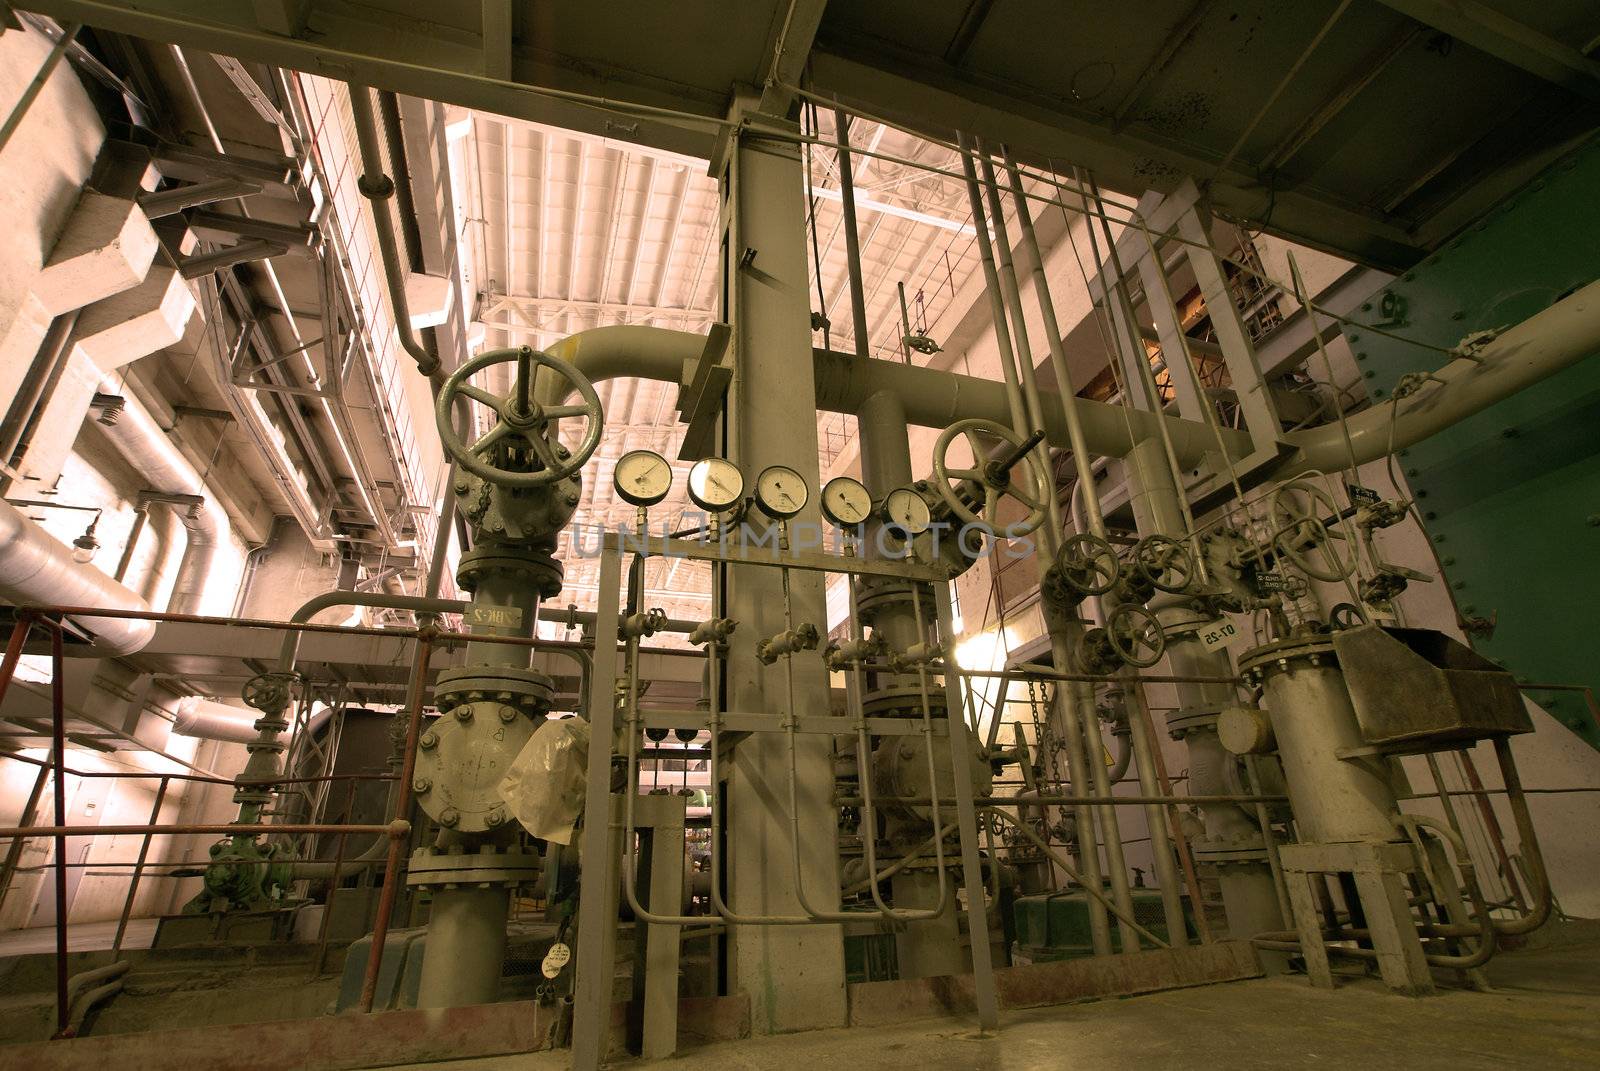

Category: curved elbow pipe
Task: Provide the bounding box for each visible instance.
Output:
[98,386,230,616]
[533,325,702,405]
[1277,278,1600,475]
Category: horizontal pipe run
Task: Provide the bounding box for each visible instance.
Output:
[0,822,408,839]
[834,793,1288,807]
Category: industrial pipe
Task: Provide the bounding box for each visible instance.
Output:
[172,695,260,744]
[1280,278,1600,474]
[531,278,1598,478]
[349,84,439,381]
[96,385,231,616]
[0,501,156,655]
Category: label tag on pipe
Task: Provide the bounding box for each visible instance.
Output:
[541,942,571,978]
[1346,483,1380,505]
[467,605,524,629]
[1197,618,1239,653]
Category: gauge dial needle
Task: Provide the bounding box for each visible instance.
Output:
[708,478,732,497]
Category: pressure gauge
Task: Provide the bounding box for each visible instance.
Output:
[820,476,872,527]
[613,449,672,507]
[883,486,932,537]
[686,457,744,514]
[755,464,809,520]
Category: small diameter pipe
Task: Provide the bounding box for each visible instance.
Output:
[1000,147,1107,538]
[111,777,170,956]
[833,108,872,359]
[1488,738,1553,937]
[51,622,68,1036]
[357,633,434,1013]
[348,84,440,382]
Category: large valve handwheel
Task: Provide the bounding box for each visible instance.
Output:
[1106,604,1166,668]
[435,346,603,488]
[242,671,299,714]
[1268,481,1355,583]
[931,419,1051,536]
[1056,532,1121,595]
[1133,534,1195,594]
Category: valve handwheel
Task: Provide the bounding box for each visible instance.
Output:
[1055,532,1121,595]
[1106,604,1165,668]
[931,418,1052,536]
[1267,480,1355,583]
[1133,534,1195,593]
[436,346,603,487]
[242,671,299,713]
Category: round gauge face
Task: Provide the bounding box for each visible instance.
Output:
[613,449,672,507]
[686,457,744,513]
[821,476,872,527]
[883,486,932,536]
[755,464,809,520]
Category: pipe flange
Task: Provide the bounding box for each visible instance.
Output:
[1189,843,1271,867]
[456,546,564,598]
[1165,703,1227,737]
[412,711,538,833]
[454,470,581,543]
[861,684,948,719]
[406,844,543,890]
[1236,634,1338,687]
[434,666,555,716]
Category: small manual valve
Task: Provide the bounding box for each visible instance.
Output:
[757,623,819,665]
[888,640,946,672]
[620,607,667,639]
[824,633,886,670]
[688,617,737,647]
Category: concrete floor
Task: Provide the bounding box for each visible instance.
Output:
[0,918,155,956]
[381,922,1600,1071]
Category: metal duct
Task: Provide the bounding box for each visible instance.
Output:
[97,382,230,615]
[0,497,155,655]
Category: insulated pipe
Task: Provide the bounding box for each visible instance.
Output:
[532,277,1598,478]
[1279,278,1600,474]
[172,695,259,744]
[97,386,230,616]
[813,348,1248,465]
[0,500,155,655]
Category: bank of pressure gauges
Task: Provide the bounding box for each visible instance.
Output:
[883,486,932,538]
[687,457,744,515]
[754,464,808,520]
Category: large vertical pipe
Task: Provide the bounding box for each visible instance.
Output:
[1125,436,1285,950]
[833,109,872,359]
[416,884,511,1007]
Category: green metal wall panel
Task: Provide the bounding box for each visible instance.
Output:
[1345,136,1600,750]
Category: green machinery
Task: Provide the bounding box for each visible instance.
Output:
[1350,134,1600,751]
[1012,890,1197,961]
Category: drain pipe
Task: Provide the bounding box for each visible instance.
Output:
[349,83,440,384]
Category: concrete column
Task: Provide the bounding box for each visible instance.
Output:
[723,117,847,1035]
